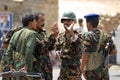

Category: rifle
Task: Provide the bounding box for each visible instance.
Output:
[0,71,45,80]
[102,37,111,70]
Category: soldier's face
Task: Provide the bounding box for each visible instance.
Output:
[30,19,37,30]
[62,19,73,27]
[86,22,91,31]
[36,14,45,29]
[78,22,83,27]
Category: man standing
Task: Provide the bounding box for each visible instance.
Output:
[80,14,117,80]
[33,12,58,80]
[57,11,83,80]
[2,14,37,80]
[73,18,87,34]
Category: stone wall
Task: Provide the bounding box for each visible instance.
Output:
[0,0,58,33]
[99,13,120,34]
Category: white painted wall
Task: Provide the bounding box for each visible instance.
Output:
[112,24,120,64]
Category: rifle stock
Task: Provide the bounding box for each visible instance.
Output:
[0,71,45,80]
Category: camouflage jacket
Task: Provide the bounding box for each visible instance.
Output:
[56,32,83,66]
[34,29,56,60]
[82,28,116,53]
[4,27,37,72]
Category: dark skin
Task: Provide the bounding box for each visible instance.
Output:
[10,19,37,72]
[50,22,59,37]
[62,19,75,39]
[51,20,76,39]
[80,21,117,79]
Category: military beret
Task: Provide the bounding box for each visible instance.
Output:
[84,14,99,21]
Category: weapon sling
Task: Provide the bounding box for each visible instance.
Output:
[86,30,104,70]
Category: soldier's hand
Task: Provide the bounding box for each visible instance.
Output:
[64,22,75,38]
[10,68,16,72]
[80,67,87,79]
[18,64,28,72]
[64,22,74,32]
[82,70,87,80]
[10,64,16,72]
[50,22,59,37]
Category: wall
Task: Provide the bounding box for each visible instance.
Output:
[0,0,58,33]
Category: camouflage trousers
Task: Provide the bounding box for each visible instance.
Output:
[40,57,53,80]
[58,75,82,80]
[57,65,82,80]
[32,56,52,80]
[2,75,30,80]
[85,66,109,80]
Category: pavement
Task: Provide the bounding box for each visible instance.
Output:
[109,65,120,80]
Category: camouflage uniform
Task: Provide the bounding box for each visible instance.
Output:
[33,29,56,80]
[0,28,21,80]
[83,29,116,80]
[57,33,83,80]
[0,27,22,61]
[2,27,37,80]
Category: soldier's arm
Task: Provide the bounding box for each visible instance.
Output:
[48,22,59,50]
[6,34,15,64]
[47,34,57,51]
[6,33,16,71]
[80,52,88,79]
[107,37,117,55]
[80,32,92,79]
[80,41,90,79]
[110,47,117,54]
[110,42,117,55]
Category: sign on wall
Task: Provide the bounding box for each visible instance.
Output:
[0,13,13,34]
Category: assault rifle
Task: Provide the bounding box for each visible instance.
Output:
[102,37,111,70]
[0,71,45,80]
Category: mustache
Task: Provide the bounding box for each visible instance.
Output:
[41,24,44,27]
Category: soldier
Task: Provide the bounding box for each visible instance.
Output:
[80,14,117,80]
[57,11,83,80]
[33,12,58,80]
[1,27,22,50]
[0,27,22,76]
[2,14,38,80]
